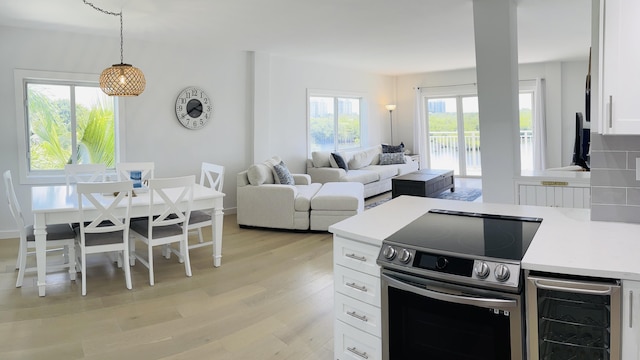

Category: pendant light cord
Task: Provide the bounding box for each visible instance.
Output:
[82,0,124,64]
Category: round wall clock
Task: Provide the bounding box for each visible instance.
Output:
[175,87,212,130]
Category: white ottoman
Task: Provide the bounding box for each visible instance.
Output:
[310,182,364,231]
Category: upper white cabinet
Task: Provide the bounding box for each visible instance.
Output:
[599,0,640,134]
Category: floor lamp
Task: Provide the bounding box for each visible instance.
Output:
[386,104,396,145]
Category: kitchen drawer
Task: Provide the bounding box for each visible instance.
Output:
[334,291,381,338]
[335,264,381,307]
[335,320,381,360]
[334,236,381,277]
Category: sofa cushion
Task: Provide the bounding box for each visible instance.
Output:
[293,183,322,211]
[343,169,379,185]
[365,165,399,181]
[273,161,295,185]
[311,151,332,168]
[379,152,406,165]
[367,146,381,165]
[247,163,274,185]
[247,156,282,185]
[348,150,373,170]
[382,143,405,153]
[330,152,349,171]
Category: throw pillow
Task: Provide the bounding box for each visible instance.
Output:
[273,161,295,185]
[311,151,332,168]
[330,152,349,171]
[349,150,372,170]
[382,143,405,153]
[247,163,274,185]
[379,152,406,165]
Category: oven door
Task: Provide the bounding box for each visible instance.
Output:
[381,269,524,360]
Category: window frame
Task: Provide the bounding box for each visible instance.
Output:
[14,69,126,185]
[306,89,367,156]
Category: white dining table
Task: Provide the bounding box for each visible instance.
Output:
[31,183,225,297]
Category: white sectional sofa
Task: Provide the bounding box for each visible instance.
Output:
[237,156,364,231]
[306,145,419,198]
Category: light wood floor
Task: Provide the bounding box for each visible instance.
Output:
[0,215,335,360]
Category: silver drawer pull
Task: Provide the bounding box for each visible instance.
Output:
[347,310,368,322]
[346,282,368,292]
[346,253,367,262]
[347,346,369,359]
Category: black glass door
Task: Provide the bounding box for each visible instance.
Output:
[388,286,512,359]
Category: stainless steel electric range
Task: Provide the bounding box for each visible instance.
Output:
[376,208,543,360]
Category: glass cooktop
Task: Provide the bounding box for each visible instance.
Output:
[385,209,543,261]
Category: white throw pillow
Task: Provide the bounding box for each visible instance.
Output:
[349,150,372,170]
[311,151,332,168]
[247,163,274,185]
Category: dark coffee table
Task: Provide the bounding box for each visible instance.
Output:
[391,169,455,198]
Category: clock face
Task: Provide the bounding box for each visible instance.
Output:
[175,87,212,130]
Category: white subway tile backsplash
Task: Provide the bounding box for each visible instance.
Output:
[590,133,640,224]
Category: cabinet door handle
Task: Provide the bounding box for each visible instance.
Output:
[345,253,367,262]
[347,346,369,359]
[630,290,634,328]
[609,95,613,128]
[346,282,368,292]
[347,310,369,322]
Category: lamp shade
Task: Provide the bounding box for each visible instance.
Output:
[385,104,397,111]
[99,63,146,96]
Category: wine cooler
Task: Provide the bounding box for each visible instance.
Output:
[526,271,621,360]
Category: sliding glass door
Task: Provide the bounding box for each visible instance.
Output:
[427,96,481,176]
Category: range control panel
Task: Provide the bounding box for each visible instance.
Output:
[377,244,521,290]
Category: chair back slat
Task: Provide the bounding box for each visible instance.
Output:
[116,162,155,183]
[200,162,225,192]
[147,176,195,234]
[64,164,107,187]
[77,181,134,237]
[3,170,26,230]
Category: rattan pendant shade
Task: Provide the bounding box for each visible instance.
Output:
[100,63,146,96]
[83,0,145,96]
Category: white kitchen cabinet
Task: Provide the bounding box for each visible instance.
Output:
[333,235,382,360]
[622,280,640,360]
[599,0,640,134]
[514,172,591,208]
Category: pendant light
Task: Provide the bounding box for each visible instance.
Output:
[83,0,146,96]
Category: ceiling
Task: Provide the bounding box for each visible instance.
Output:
[0,0,592,75]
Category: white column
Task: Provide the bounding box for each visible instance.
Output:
[473,0,520,204]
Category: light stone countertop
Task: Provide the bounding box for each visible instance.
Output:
[329,195,640,281]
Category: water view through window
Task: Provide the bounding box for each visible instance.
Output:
[426,94,534,176]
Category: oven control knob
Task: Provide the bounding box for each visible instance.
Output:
[382,246,397,260]
[474,261,490,279]
[494,264,511,282]
[399,249,412,264]
[436,257,448,269]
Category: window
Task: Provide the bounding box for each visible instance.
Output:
[308,91,362,154]
[423,84,536,176]
[14,70,123,184]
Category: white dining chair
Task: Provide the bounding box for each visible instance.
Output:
[64,163,107,187]
[76,180,134,296]
[116,162,154,187]
[187,162,224,249]
[3,170,76,288]
[129,175,195,286]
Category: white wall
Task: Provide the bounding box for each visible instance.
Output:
[0,25,392,237]
[265,55,394,174]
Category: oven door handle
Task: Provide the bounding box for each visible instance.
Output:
[382,273,518,310]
